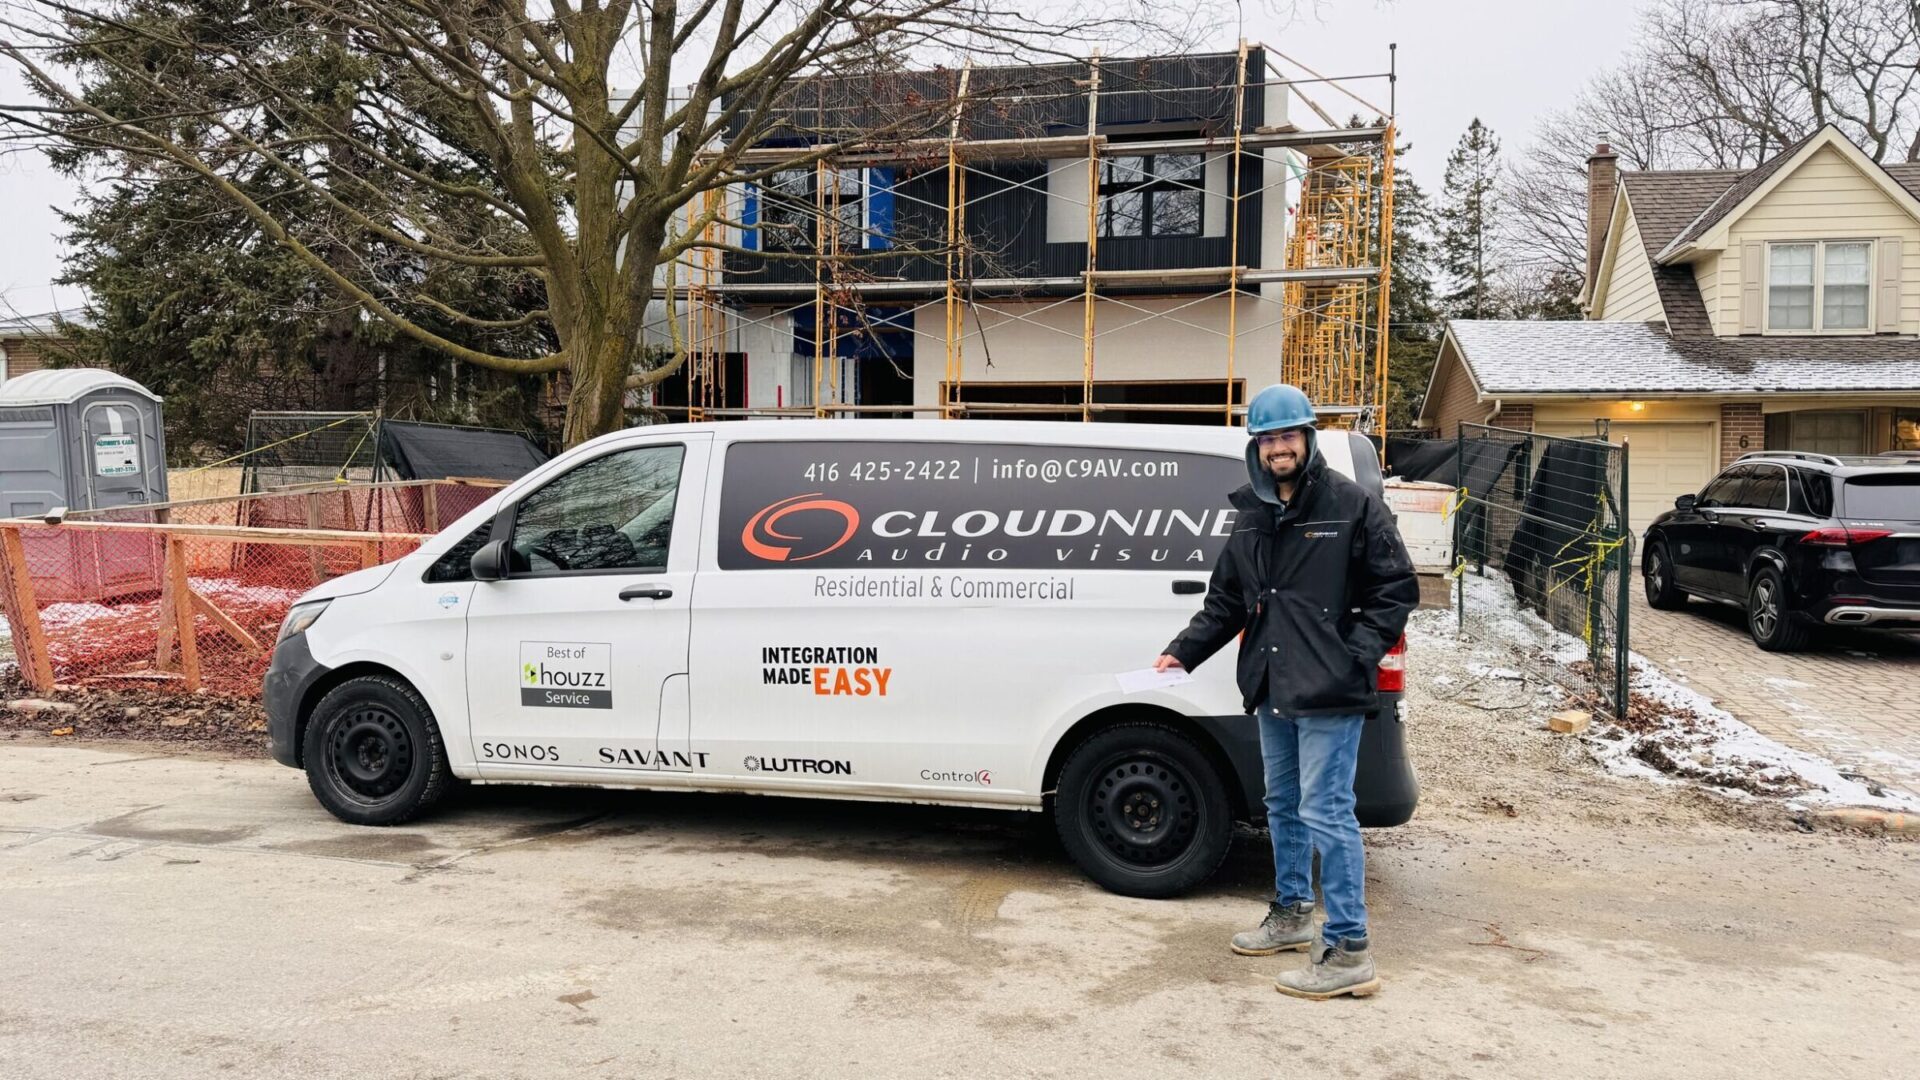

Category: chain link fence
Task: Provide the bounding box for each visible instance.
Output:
[1452,423,1631,719]
[0,479,502,698]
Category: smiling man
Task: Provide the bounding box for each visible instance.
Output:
[1155,383,1417,1000]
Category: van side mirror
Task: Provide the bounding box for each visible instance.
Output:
[1674,493,1697,512]
[470,538,510,581]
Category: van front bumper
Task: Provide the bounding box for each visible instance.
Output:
[264,634,330,768]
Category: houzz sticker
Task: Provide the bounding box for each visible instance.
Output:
[520,641,612,709]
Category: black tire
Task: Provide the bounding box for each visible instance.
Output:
[1747,566,1811,652]
[302,674,452,826]
[1643,543,1689,610]
[1052,721,1233,899]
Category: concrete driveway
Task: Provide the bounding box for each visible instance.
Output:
[1631,591,1920,799]
[3,743,1917,1079]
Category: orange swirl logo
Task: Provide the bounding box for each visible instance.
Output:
[741,493,861,562]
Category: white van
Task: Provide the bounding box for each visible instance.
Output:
[265,420,1416,897]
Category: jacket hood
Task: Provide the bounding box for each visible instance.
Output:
[1244,427,1319,506]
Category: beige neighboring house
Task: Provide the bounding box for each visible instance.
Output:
[0,309,84,388]
[1423,125,1920,534]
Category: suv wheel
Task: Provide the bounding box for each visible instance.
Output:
[1747,566,1810,652]
[303,674,453,826]
[1053,722,1232,898]
[1644,544,1688,610]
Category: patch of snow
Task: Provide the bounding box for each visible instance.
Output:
[1764,677,1812,690]
[37,601,124,631]
[1466,664,1524,681]
[1448,570,1920,813]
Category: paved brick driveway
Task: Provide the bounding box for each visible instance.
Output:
[1630,591,1920,799]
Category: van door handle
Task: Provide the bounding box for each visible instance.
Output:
[619,585,673,601]
[1172,580,1206,595]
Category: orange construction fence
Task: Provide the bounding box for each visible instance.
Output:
[0,478,507,698]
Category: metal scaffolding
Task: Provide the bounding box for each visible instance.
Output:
[658,42,1397,440]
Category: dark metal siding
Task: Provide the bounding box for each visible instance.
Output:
[722,50,1267,295]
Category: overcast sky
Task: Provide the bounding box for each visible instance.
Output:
[0,1,1641,319]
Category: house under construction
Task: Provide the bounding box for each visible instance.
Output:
[651,44,1395,440]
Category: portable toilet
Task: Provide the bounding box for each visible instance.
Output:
[0,369,168,601]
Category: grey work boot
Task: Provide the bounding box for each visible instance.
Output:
[1230,901,1315,956]
[1274,938,1380,1000]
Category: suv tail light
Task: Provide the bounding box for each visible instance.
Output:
[1376,634,1407,694]
[1802,526,1894,546]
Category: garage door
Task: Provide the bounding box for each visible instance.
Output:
[1536,422,1716,540]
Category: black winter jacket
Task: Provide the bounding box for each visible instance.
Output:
[1163,453,1419,717]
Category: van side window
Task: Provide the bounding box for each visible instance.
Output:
[423,523,493,583]
[508,444,684,575]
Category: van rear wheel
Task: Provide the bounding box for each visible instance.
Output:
[303,674,451,826]
[1053,722,1232,898]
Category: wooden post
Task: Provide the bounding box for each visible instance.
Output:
[305,492,326,583]
[423,485,440,533]
[360,541,381,569]
[155,567,177,672]
[165,535,202,692]
[187,587,263,657]
[0,526,56,691]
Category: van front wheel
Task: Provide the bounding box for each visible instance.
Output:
[302,674,451,826]
[1053,722,1232,898]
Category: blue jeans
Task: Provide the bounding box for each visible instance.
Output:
[1257,707,1368,946]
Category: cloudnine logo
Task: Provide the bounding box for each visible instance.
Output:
[741,493,861,562]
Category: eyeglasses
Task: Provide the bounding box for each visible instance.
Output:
[1254,431,1305,446]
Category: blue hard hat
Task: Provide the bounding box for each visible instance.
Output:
[1246,384,1317,434]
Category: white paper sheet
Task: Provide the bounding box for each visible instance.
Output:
[1115,668,1193,694]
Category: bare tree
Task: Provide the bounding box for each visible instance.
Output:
[1502,0,1920,313]
[1,1,1184,444]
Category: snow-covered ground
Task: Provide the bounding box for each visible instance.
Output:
[1417,572,1920,814]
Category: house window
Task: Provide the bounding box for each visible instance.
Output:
[1766,240,1873,332]
[1771,409,1868,456]
[1098,154,1204,239]
[759,167,865,252]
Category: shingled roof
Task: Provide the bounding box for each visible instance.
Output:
[1600,140,1920,338]
[1444,320,1920,396]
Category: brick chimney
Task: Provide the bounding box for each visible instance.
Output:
[1586,134,1620,291]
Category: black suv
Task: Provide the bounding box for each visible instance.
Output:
[1642,451,1920,651]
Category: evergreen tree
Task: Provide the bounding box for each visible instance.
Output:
[43,5,555,459]
[1384,169,1444,429]
[1439,119,1503,319]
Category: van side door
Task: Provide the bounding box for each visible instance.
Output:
[465,436,710,779]
[692,437,1245,798]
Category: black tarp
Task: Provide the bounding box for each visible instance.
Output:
[376,421,549,482]
[1505,438,1613,602]
[1454,438,1530,568]
[1386,437,1458,483]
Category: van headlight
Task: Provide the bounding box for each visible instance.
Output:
[278,600,331,643]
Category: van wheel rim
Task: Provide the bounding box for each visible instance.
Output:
[1085,752,1200,868]
[327,706,413,800]
[1752,580,1779,638]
